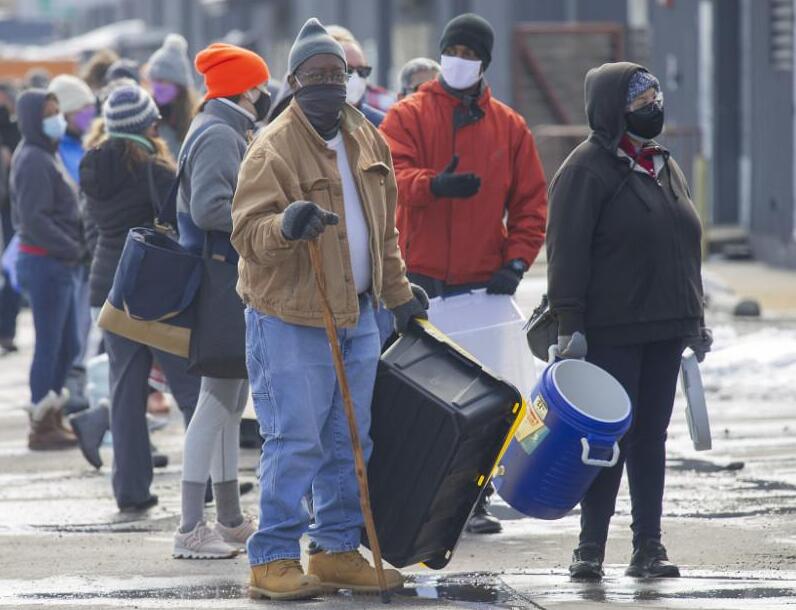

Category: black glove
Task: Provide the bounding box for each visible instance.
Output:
[281,201,339,241]
[486,262,524,295]
[430,155,481,199]
[390,286,429,335]
[410,283,430,310]
[687,327,713,363]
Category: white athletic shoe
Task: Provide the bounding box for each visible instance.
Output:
[215,515,257,552]
[173,522,238,559]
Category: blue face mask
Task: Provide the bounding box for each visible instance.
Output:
[42,113,67,142]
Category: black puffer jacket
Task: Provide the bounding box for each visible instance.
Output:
[546,62,704,346]
[80,138,175,307]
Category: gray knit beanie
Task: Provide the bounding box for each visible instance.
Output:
[147,33,193,87]
[288,18,346,75]
[626,70,660,107]
[103,84,160,134]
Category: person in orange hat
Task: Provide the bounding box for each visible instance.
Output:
[172,42,270,560]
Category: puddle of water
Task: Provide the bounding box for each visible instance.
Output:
[502,570,796,609]
[19,583,246,602]
[3,570,796,609]
[402,574,526,607]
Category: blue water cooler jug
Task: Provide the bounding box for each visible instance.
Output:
[494,358,632,520]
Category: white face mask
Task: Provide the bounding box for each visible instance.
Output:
[440,55,482,90]
[42,113,67,142]
[346,73,368,105]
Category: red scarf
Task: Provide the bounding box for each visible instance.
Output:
[618,134,661,178]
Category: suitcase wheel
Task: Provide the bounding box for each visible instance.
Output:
[422,552,451,570]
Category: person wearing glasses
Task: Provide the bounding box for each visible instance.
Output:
[231,18,426,600]
[397,57,441,100]
[380,13,548,535]
[327,25,384,127]
[546,63,712,581]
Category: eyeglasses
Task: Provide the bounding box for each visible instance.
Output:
[627,89,664,112]
[295,70,351,86]
[347,65,372,79]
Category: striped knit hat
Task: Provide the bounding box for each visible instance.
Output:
[102,84,160,134]
[626,70,660,107]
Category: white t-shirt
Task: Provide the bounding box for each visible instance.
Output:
[325,132,372,294]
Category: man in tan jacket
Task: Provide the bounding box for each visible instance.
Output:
[231,18,426,601]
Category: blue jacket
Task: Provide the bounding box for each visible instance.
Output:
[58,132,84,185]
[360,102,385,127]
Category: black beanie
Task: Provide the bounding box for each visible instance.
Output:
[440,13,495,68]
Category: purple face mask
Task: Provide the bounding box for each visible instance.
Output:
[151,81,179,106]
[71,105,96,134]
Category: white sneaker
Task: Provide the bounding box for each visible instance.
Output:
[173,522,239,559]
[215,515,257,553]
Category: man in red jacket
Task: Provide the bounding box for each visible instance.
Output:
[381,13,548,533]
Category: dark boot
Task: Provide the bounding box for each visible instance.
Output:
[626,540,680,578]
[70,405,109,469]
[28,409,79,451]
[569,542,605,581]
[465,494,502,534]
[119,494,159,513]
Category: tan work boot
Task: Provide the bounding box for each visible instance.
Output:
[29,409,79,450]
[308,549,404,593]
[249,559,323,601]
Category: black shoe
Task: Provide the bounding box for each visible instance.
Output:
[70,405,109,469]
[626,540,681,578]
[62,394,90,416]
[0,337,18,354]
[119,494,159,513]
[570,543,605,581]
[152,453,169,468]
[205,480,254,504]
[465,499,502,534]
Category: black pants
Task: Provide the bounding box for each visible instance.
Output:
[104,330,199,508]
[0,203,21,341]
[579,338,684,549]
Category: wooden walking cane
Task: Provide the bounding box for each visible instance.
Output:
[307,238,391,604]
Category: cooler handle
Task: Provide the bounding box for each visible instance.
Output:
[580,437,620,468]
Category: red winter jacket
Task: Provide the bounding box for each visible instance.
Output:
[380,79,547,286]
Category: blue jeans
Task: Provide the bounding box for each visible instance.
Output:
[245,297,380,565]
[0,204,20,341]
[16,253,80,404]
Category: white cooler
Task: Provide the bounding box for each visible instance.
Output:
[427,290,536,398]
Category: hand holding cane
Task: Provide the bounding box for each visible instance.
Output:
[307,238,391,603]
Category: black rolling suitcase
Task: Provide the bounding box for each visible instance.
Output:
[365,321,523,569]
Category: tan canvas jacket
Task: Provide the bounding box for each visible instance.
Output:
[231,100,413,328]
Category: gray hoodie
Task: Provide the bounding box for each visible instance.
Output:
[177,98,253,254]
[10,89,82,262]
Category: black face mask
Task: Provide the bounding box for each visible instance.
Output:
[253,91,271,122]
[293,84,346,138]
[625,102,664,140]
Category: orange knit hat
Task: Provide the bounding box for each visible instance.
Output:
[195,43,270,100]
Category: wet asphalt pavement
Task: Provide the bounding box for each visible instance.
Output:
[1,275,796,609]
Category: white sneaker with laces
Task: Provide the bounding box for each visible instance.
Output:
[173,521,238,559]
[215,515,256,552]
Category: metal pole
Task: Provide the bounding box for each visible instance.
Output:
[377,0,393,88]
